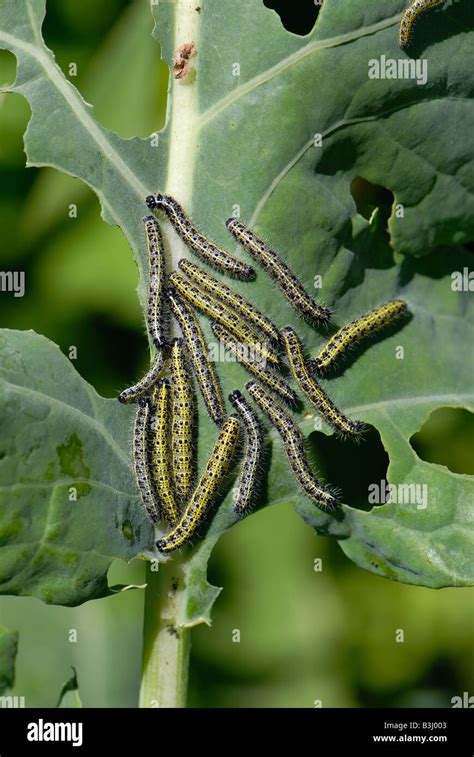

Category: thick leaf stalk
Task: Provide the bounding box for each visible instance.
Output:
[139,559,191,708]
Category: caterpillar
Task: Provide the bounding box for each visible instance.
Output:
[221,321,280,369]
[148,379,180,525]
[133,397,159,523]
[281,326,364,439]
[144,215,167,349]
[169,271,280,366]
[178,258,280,344]
[399,0,444,49]
[246,381,338,511]
[118,350,165,404]
[167,285,226,426]
[311,300,408,373]
[146,194,255,280]
[229,390,264,515]
[226,218,332,326]
[170,338,196,503]
[212,322,297,406]
[157,415,241,553]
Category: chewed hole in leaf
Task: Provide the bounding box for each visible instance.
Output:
[351,177,394,224]
[42,1,168,138]
[309,425,389,511]
[121,520,134,541]
[82,314,144,399]
[410,407,474,475]
[57,433,90,479]
[0,50,16,88]
[263,0,322,36]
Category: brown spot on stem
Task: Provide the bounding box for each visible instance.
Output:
[173,42,197,80]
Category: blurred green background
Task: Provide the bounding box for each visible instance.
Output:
[0,0,473,708]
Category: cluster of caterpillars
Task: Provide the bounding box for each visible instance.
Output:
[119,194,408,554]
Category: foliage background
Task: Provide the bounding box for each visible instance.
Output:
[0,0,473,707]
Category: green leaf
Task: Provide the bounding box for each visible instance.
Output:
[299,245,474,589]
[0,329,157,606]
[56,667,82,708]
[0,624,19,693]
[21,0,168,242]
[0,0,473,616]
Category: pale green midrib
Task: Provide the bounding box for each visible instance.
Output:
[163,1,201,274]
[0,477,138,498]
[1,379,131,468]
[139,2,198,709]
[200,13,402,126]
[0,29,149,201]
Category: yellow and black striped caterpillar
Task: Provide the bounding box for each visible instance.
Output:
[118,351,165,404]
[229,390,264,515]
[146,194,255,280]
[226,218,331,325]
[167,285,226,426]
[148,378,180,525]
[170,338,196,503]
[132,397,159,523]
[178,258,280,344]
[144,215,167,349]
[246,381,338,511]
[399,0,444,48]
[281,326,365,439]
[169,272,280,367]
[311,300,408,374]
[157,415,241,553]
[212,322,296,406]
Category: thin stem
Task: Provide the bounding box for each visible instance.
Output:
[139,556,191,708]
